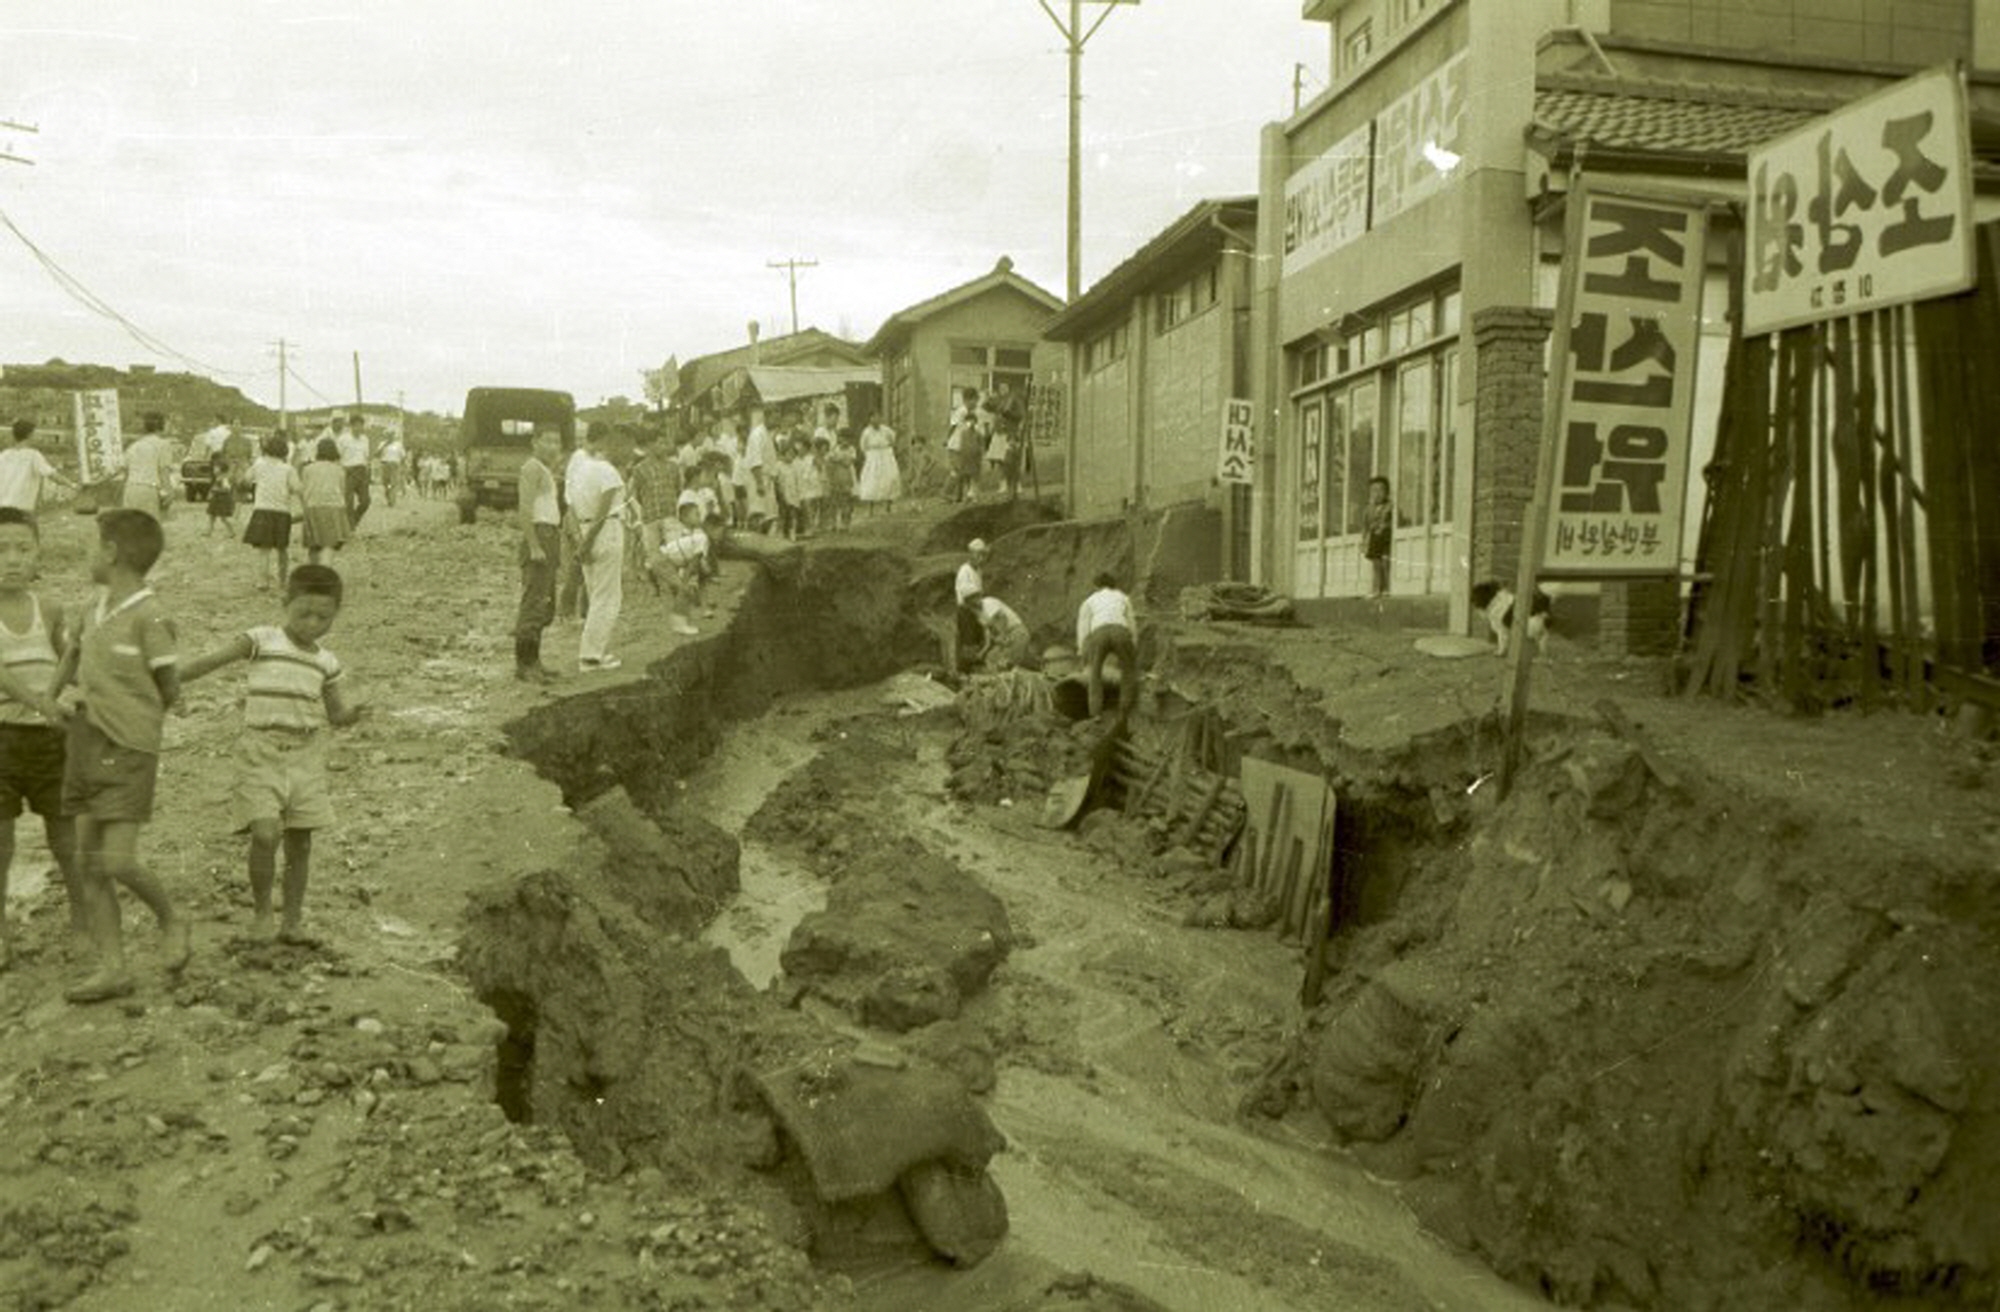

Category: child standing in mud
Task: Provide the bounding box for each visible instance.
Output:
[55,510,187,1003]
[180,564,363,945]
[0,508,80,969]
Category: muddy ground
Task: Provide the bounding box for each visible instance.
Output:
[0,490,1994,1311]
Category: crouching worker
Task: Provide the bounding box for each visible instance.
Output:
[970,592,1032,672]
[1075,571,1137,719]
[648,492,712,637]
[180,565,364,945]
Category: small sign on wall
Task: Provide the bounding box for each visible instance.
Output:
[1218,397,1255,486]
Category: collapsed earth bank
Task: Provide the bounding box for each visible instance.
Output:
[470,510,1996,1312]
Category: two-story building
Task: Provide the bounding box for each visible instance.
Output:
[1256,0,1999,636]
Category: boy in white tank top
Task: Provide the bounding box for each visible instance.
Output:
[0,508,81,969]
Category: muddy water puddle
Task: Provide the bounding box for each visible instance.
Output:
[686,685,1549,1312]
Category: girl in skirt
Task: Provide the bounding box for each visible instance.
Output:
[244,433,302,590]
[299,438,351,565]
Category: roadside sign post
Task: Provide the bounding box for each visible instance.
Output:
[1500,176,1711,795]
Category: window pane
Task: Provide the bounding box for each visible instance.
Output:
[996,347,1033,370]
[1439,288,1462,336]
[1407,301,1432,342]
[949,345,989,368]
[1434,348,1457,524]
[1345,381,1376,535]
[1327,392,1350,537]
[1297,401,1324,541]
[1387,313,1409,353]
[1396,359,1432,528]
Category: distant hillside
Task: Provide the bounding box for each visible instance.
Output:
[0,361,278,434]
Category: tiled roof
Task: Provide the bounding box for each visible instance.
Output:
[1531,84,1828,158]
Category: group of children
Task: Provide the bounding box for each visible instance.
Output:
[0,505,362,1003]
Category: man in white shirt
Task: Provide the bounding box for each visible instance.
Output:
[378,434,407,507]
[1075,571,1138,719]
[952,538,990,674]
[566,424,626,672]
[337,414,372,526]
[0,419,78,514]
[972,592,1031,671]
[120,412,177,514]
[513,429,564,682]
[197,415,233,458]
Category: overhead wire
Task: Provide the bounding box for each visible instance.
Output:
[0,206,257,380]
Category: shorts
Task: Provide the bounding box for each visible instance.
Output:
[232,729,335,831]
[62,715,158,824]
[0,722,66,820]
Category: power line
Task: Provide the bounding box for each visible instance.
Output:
[0,206,254,380]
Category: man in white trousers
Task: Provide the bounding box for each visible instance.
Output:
[567,424,627,672]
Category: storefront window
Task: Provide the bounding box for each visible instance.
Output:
[1298,401,1324,540]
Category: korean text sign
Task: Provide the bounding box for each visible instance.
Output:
[1543,188,1707,576]
[1218,398,1255,485]
[1282,123,1372,278]
[1745,65,1972,335]
[71,389,124,484]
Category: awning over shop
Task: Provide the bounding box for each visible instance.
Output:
[743,364,879,405]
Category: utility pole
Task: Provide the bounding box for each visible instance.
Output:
[352,350,364,406]
[1034,0,1136,302]
[766,258,818,336]
[272,339,290,428]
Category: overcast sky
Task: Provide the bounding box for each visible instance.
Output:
[3,2,1324,414]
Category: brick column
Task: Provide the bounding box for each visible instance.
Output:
[1470,307,1553,590]
[1601,579,1682,656]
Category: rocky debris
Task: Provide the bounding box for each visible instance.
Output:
[575,787,740,935]
[779,844,1013,1032]
[0,1182,136,1309]
[946,712,1095,806]
[748,1056,1008,1268]
[900,1160,1009,1266]
[460,847,832,1184]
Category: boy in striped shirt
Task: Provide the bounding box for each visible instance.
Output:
[182,565,363,944]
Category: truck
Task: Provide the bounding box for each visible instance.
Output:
[459,387,576,512]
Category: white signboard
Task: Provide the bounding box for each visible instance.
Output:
[1218,398,1255,485]
[1372,50,1468,228]
[1745,64,1974,335]
[1282,122,1372,277]
[1543,188,1708,576]
[72,389,124,485]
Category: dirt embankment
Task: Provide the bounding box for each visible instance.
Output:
[1152,634,2000,1311]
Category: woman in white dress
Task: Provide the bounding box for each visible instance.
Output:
[856,418,901,513]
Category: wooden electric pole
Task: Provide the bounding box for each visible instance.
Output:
[1034,0,1137,302]
[766,258,818,336]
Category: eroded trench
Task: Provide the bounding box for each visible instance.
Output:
[457,532,1999,1312]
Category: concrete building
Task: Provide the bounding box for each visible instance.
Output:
[1043,198,1258,572]
[1258,0,2000,638]
[863,256,1065,442]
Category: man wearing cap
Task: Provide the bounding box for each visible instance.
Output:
[953,539,989,674]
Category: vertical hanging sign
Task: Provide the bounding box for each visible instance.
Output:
[1217,398,1255,485]
[1541,187,1708,576]
[72,389,124,486]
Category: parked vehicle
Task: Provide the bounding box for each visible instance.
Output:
[460,387,576,512]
